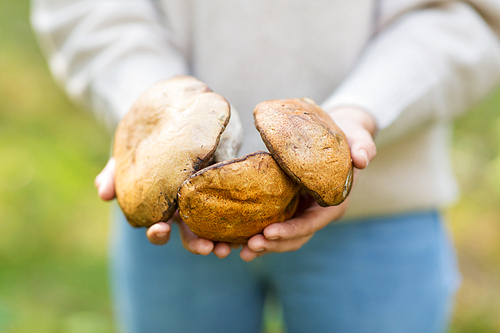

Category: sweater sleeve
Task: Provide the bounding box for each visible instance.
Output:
[31,0,188,131]
[321,2,500,146]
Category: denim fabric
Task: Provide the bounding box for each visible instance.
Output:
[110,209,460,333]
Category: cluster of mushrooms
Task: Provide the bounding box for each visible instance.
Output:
[113,76,352,243]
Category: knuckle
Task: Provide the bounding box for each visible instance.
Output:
[305,221,316,236]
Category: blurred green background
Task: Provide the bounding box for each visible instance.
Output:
[1,1,500,332]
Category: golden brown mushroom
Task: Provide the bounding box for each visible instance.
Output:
[254,98,353,207]
[114,85,351,243]
[178,152,300,243]
[113,76,241,227]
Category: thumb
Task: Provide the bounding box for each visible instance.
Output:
[349,131,377,169]
[95,157,116,200]
[327,107,377,170]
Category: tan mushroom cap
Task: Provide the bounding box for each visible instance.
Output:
[254,98,353,207]
[178,152,301,243]
[113,76,231,227]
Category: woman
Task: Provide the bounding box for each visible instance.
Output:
[32,1,500,332]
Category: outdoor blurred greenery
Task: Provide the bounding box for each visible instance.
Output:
[0,1,499,332]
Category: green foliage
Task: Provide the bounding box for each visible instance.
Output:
[0,1,113,332]
[449,88,500,332]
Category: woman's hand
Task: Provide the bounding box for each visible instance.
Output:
[240,107,377,261]
[95,107,376,260]
[95,161,235,257]
[144,212,238,258]
[239,193,349,261]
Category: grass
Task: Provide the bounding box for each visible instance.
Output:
[0,1,113,332]
[0,1,499,332]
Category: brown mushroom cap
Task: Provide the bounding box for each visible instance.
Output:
[113,76,231,227]
[254,98,353,207]
[178,152,301,243]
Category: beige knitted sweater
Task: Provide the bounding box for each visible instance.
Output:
[32,0,500,219]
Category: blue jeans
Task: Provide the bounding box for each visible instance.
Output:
[110,209,460,333]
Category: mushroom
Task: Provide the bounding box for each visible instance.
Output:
[114,84,351,242]
[113,76,242,227]
[178,152,300,243]
[254,98,353,207]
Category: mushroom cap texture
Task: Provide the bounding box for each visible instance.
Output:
[178,152,301,243]
[113,76,230,227]
[254,98,353,207]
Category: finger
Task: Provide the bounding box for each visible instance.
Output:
[177,221,214,255]
[348,130,376,170]
[95,157,115,189]
[327,108,377,169]
[246,233,314,255]
[171,210,182,223]
[240,234,314,262]
[95,157,116,200]
[239,245,266,262]
[263,203,347,240]
[213,242,232,259]
[146,222,172,245]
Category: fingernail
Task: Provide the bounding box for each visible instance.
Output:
[156,232,168,238]
[267,236,280,240]
[254,248,265,252]
[359,149,369,167]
